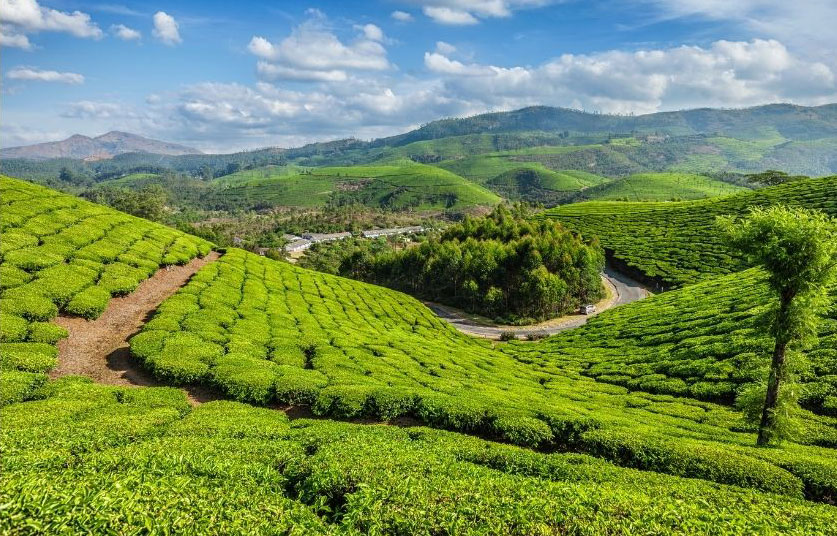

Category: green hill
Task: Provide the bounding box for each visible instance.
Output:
[0,176,212,403]
[544,176,837,287]
[574,172,748,202]
[525,268,837,417]
[211,162,501,210]
[487,167,610,205]
[123,248,837,499]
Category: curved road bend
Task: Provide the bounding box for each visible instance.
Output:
[427,267,651,340]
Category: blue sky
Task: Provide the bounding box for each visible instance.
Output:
[3,0,837,152]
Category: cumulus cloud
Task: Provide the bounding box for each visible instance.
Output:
[7,66,84,84]
[435,41,457,54]
[425,39,837,114]
[111,23,140,40]
[412,1,551,24]
[0,0,103,45]
[0,28,32,49]
[61,100,125,119]
[248,14,391,82]
[391,10,414,22]
[152,11,181,45]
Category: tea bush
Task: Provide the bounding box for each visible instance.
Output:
[131,248,837,497]
[544,176,837,287]
[2,378,836,534]
[0,176,212,397]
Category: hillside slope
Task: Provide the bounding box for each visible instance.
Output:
[125,248,837,499]
[5,378,836,533]
[211,162,501,210]
[0,176,212,403]
[572,172,748,201]
[544,176,837,287]
[524,268,837,416]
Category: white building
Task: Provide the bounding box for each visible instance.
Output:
[301,232,353,243]
[361,226,424,239]
[285,239,312,253]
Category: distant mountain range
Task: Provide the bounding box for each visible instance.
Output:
[0,131,202,160]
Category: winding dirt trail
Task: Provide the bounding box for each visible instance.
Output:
[50,252,221,404]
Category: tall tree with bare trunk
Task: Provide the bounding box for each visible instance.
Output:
[720,205,837,446]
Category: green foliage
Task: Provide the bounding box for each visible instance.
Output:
[339,205,605,321]
[211,161,501,211]
[130,248,837,498]
[575,172,748,202]
[544,176,837,288]
[3,381,837,533]
[65,286,111,319]
[720,205,837,444]
[0,175,213,381]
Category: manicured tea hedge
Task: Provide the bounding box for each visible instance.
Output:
[543,176,837,288]
[0,176,212,402]
[529,268,837,417]
[2,377,836,534]
[130,248,837,497]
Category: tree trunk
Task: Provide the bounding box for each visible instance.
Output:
[757,339,787,446]
[757,289,794,446]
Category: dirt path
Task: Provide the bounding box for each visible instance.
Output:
[427,267,651,340]
[50,252,222,404]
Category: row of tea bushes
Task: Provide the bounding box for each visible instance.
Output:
[543,176,837,288]
[525,268,837,417]
[129,248,837,497]
[2,377,836,534]
[0,176,212,404]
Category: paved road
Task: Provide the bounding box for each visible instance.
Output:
[428,267,651,340]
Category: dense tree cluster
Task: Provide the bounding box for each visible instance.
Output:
[340,205,604,322]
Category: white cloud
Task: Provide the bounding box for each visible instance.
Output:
[391,10,414,22]
[435,41,457,54]
[0,27,32,49]
[110,23,140,40]
[256,61,347,82]
[61,100,126,119]
[0,0,103,42]
[248,14,391,82]
[422,7,478,25]
[425,39,837,114]
[152,11,181,45]
[637,0,837,62]
[359,23,384,42]
[7,66,84,84]
[413,1,551,24]
[424,52,493,76]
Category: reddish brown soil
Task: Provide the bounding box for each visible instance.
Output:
[51,252,222,405]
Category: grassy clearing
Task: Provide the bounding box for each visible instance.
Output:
[543,176,837,287]
[0,176,212,404]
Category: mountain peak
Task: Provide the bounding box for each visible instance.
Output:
[1,131,203,160]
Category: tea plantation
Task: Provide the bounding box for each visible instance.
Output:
[210,161,501,210]
[543,176,837,287]
[575,172,748,202]
[2,177,837,531]
[127,248,837,502]
[518,268,837,416]
[2,377,836,534]
[0,176,212,404]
